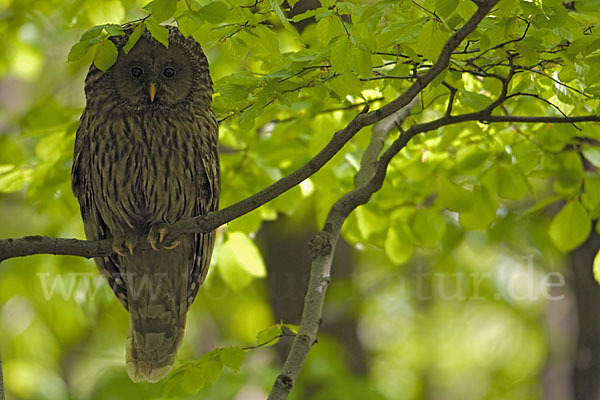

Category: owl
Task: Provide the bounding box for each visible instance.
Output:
[71,26,220,382]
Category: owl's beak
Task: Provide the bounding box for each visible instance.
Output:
[149,83,157,102]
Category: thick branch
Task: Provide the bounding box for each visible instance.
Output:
[0,0,501,264]
[1,111,598,263]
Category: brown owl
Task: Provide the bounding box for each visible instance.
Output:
[71,26,219,382]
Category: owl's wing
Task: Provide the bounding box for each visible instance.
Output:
[72,117,130,310]
[187,136,220,308]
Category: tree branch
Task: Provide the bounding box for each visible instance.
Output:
[0,0,502,264]
[1,110,598,263]
[267,2,502,398]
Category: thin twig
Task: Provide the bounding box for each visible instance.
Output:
[442,81,458,116]
[506,92,581,130]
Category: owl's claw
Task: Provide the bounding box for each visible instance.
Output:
[112,245,128,257]
[148,223,178,251]
[112,232,139,257]
[163,240,180,250]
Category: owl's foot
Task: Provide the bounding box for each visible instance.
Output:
[112,232,140,257]
[148,223,180,251]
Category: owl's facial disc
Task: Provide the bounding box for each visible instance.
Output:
[110,37,195,109]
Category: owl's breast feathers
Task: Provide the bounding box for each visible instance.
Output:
[84,109,217,229]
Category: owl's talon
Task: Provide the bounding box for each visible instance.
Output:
[112,232,139,257]
[148,223,173,251]
[149,239,159,252]
[159,228,167,243]
[112,245,128,257]
[163,240,180,250]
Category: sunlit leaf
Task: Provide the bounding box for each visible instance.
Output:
[384,225,414,265]
[582,144,600,168]
[150,0,177,23]
[459,186,498,230]
[123,22,145,54]
[201,358,223,385]
[549,200,592,252]
[594,249,600,286]
[217,232,266,291]
[256,325,282,346]
[93,39,118,71]
[411,208,447,247]
[221,347,245,372]
[197,1,230,23]
[146,17,169,47]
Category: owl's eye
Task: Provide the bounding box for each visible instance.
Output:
[162,67,176,79]
[130,66,144,78]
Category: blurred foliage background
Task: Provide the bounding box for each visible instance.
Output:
[1,0,600,399]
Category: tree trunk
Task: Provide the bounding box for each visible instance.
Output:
[571,231,600,400]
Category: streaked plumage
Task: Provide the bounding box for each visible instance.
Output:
[71,26,219,382]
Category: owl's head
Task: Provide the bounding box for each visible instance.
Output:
[89,26,212,111]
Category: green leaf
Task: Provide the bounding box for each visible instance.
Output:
[384,225,414,265]
[268,0,301,40]
[68,40,94,62]
[217,232,266,291]
[355,205,387,241]
[460,90,493,110]
[416,20,448,60]
[221,347,245,371]
[497,164,530,200]
[437,176,474,212]
[355,49,372,78]
[454,144,490,172]
[123,22,145,54]
[283,324,299,334]
[411,208,446,247]
[553,151,583,195]
[521,195,562,218]
[459,186,497,230]
[549,200,592,252]
[81,25,106,41]
[257,325,282,346]
[105,23,124,36]
[436,0,459,19]
[582,144,600,168]
[0,165,31,193]
[181,365,205,394]
[201,358,223,385]
[151,0,177,22]
[146,17,170,47]
[177,10,203,38]
[582,176,600,213]
[594,249,600,286]
[254,25,281,59]
[228,232,265,276]
[316,16,344,45]
[68,25,107,62]
[330,37,351,72]
[198,1,231,23]
[93,39,118,71]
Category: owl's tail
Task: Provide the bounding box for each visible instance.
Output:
[123,243,191,383]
